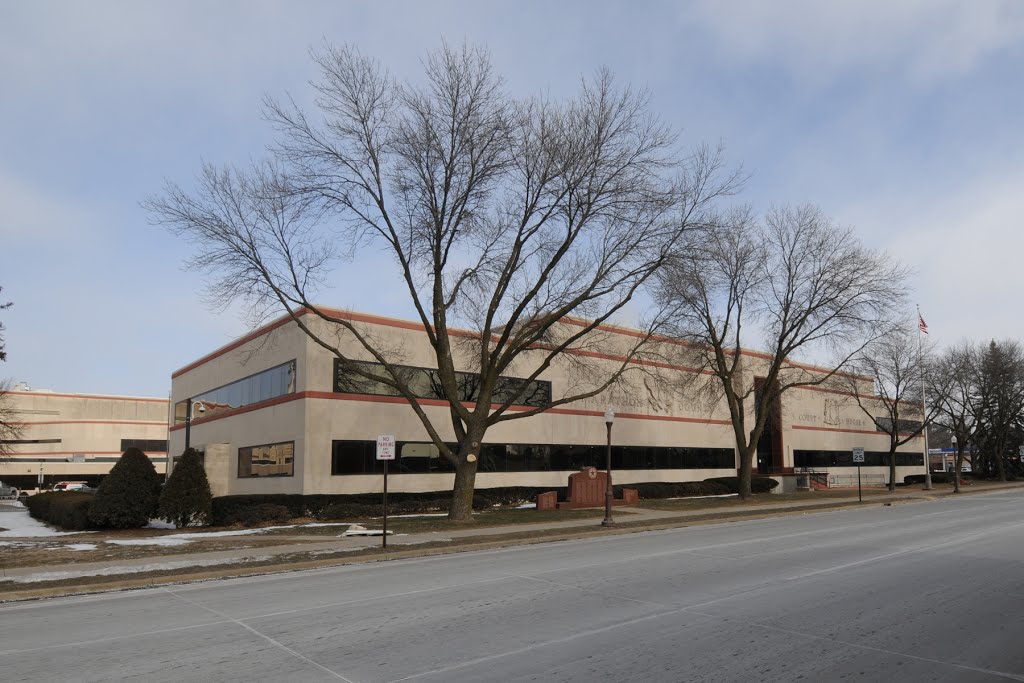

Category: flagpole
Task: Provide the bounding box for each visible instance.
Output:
[918,305,932,490]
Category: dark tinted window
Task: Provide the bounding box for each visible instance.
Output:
[334,359,552,408]
[332,440,735,475]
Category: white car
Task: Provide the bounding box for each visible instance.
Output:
[52,481,90,492]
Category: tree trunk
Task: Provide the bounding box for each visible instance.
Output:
[737,446,754,499]
[994,445,1007,482]
[888,450,897,492]
[448,431,483,522]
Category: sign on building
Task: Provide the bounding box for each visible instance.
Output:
[376,434,396,461]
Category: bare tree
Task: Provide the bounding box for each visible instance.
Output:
[0,290,21,458]
[842,326,933,491]
[0,286,10,363]
[148,43,739,521]
[658,204,909,498]
[928,343,978,493]
[0,379,24,459]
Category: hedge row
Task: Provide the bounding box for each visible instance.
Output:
[211,480,767,527]
[24,492,95,531]
[904,472,972,485]
[211,489,552,526]
[628,481,733,498]
[704,476,780,494]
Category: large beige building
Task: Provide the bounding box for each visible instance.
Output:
[0,387,169,489]
[169,308,925,498]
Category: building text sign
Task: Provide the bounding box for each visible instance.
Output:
[376,434,396,461]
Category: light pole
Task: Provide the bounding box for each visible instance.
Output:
[950,435,957,474]
[183,399,206,453]
[602,407,615,528]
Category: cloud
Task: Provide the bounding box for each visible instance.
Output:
[857,164,1024,344]
[680,0,1024,87]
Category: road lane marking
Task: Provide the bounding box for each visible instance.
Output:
[786,518,1024,580]
[161,587,354,682]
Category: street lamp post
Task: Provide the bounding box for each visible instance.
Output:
[183,399,205,453]
[602,407,615,528]
[950,435,957,474]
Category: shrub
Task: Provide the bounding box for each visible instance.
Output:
[704,476,779,494]
[222,503,293,527]
[159,448,213,527]
[24,491,95,530]
[88,447,162,528]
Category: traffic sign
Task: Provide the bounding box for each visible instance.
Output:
[376,434,396,460]
[852,447,865,463]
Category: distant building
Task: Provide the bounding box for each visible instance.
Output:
[0,387,169,489]
[170,308,925,497]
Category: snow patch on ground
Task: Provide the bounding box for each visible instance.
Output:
[107,537,191,547]
[145,520,176,530]
[106,523,356,546]
[60,543,98,552]
[9,556,273,583]
[0,509,91,538]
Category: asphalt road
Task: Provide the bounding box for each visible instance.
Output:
[2,490,1024,682]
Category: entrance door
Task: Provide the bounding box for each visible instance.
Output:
[754,378,783,474]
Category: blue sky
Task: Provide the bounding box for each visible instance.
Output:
[2,0,1023,397]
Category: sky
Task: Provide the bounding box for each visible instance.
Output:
[2,0,1023,398]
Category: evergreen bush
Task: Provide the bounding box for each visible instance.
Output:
[88,447,162,528]
[159,448,213,527]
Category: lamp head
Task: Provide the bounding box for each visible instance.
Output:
[604,407,615,425]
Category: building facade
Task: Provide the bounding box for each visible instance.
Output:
[0,388,169,489]
[169,309,925,497]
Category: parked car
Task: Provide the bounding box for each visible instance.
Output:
[0,480,18,498]
[52,481,90,492]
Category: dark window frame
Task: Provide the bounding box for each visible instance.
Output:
[238,440,296,478]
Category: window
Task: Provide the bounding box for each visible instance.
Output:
[331,440,735,475]
[334,359,552,408]
[120,439,168,453]
[238,441,295,478]
[873,417,923,435]
[793,449,923,468]
[175,360,296,423]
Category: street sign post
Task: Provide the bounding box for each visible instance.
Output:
[377,435,396,548]
[852,447,865,502]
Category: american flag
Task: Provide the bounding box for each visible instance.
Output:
[918,312,929,335]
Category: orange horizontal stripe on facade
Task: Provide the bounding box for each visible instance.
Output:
[790,424,919,437]
[9,391,168,403]
[13,420,167,427]
[3,451,167,456]
[169,390,733,429]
